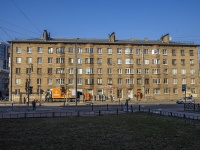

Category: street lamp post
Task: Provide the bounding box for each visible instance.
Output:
[75,38,79,108]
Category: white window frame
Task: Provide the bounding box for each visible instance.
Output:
[125,58,133,64]
[107,48,112,54]
[118,69,122,74]
[97,48,102,54]
[48,47,53,54]
[125,48,133,54]
[117,48,122,54]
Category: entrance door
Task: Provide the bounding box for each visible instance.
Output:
[137,89,142,100]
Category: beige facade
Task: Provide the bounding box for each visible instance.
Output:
[9,30,200,102]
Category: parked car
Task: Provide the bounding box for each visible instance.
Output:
[176,97,194,104]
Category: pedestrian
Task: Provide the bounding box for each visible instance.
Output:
[32,99,36,111]
[23,97,26,104]
[26,97,28,104]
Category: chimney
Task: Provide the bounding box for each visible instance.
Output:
[144,38,148,41]
[109,32,115,42]
[131,38,137,41]
[43,30,50,40]
[160,34,169,43]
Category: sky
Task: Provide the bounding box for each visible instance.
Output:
[0,0,200,44]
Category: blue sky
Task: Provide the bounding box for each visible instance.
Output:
[0,0,200,44]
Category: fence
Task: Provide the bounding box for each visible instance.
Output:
[1,104,200,120]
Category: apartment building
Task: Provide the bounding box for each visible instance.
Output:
[0,42,10,99]
[8,30,200,103]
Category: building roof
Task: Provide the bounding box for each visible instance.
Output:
[8,30,200,46]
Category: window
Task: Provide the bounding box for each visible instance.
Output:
[117,58,122,64]
[107,78,112,85]
[85,78,94,85]
[77,78,82,85]
[181,59,185,65]
[181,50,185,56]
[145,79,149,84]
[69,68,73,74]
[164,88,169,94]
[172,59,176,65]
[181,69,186,75]
[137,69,141,74]
[145,89,150,95]
[191,78,195,84]
[48,68,53,74]
[97,78,102,85]
[68,47,73,53]
[163,59,168,65]
[16,57,21,63]
[86,68,94,74]
[152,59,160,64]
[97,68,102,74]
[56,78,64,85]
[125,48,132,54]
[68,79,73,84]
[191,88,196,94]
[152,68,160,74]
[48,58,53,64]
[136,59,141,65]
[16,47,22,53]
[37,78,42,85]
[190,59,194,65]
[107,48,112,54]
[152,49,159,54]
[189,50,194,56]
[164,78,168,84]
[15,79,21,85]
[56,47,65,53]
[108,68,112,74]
[154,88,160,94]
[56,58,65,64]
[172,49,176,56]
[173,78,177,84]
[182,78,186,84]
[78,69,82,74]
[125,68,134,74]
[126,78,133,84]
[125,58,133,64]
[77,58,82,64]
[190,69,195,75]
[48,47,53,54]
[173,88,178,94]
[145,69,149,74]
[97,58,102,64]
[69,58,73,63]
[144,49,149,54]
[118,69,122,74]
[163,49,167,55]
[107,58,112,65]
[47,78,53,85]
[27,47,32,53]
[164,69,168,74]
[38,47,43,53]
[27,57,32,64]
[136,49,140,55]
[16,68,21,74]
[26,68,31,74]
[97,48,102,54]
[117,48,122,54]
[85,58,94,64]
[137,78,142,85]
[86,48,93,53]
[78,48,82,54]
[37,68,42,74]
[37,57,42,64]
[144,59,149,64]
[172,69,177,75]
[118,78,122,84]
[56,68,64,74]
[153,78,161,84]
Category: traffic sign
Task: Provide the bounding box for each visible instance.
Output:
[182,84,186,91]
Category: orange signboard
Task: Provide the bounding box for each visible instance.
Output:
[52,89,65,99]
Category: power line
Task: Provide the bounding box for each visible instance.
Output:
[0,19,38,35]
[11,0,42,34]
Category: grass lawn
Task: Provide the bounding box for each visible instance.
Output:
[0,113,200,150]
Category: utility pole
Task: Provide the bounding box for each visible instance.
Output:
[75,38,79,107]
